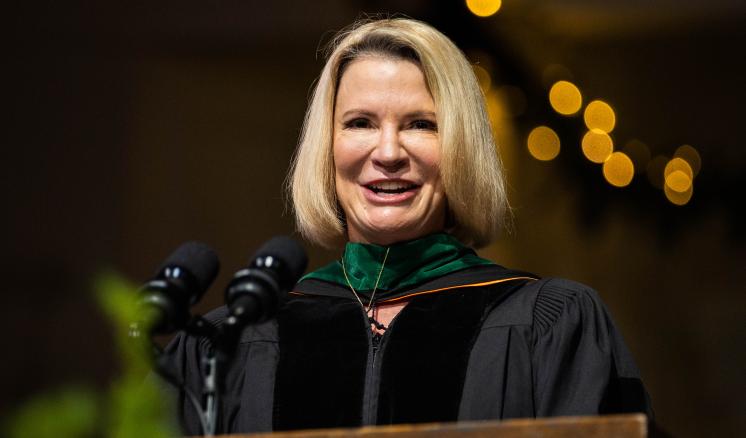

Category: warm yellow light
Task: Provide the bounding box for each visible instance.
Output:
[665,182,693,206]
[646,155,668,189]
[674,144,701,177]
[527,126,561,161]
[603,152,634,187]
[548,80,582,115]
[584,100,616,133]
[664,158,694,193]
[622,139,650,174]
[665,170,692,193]
[664,157,694,181]
[582,129,614,163]
[466,0,502,17]
[472,65,492,93]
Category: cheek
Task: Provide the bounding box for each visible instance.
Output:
[333,142,362,206]
[333,138,367,180]
[332,144,350,183]
[333,135,350,170]
[404,135,441,175]
[333,156,356,185]
[419,150,442,184]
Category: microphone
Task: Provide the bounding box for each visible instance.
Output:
[137,241,220,335]
[224,236,307,330]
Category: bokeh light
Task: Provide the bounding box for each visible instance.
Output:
[473,64,491,93]
[527,126,561,161]
[665,170,692,193]
[582,129,614,163]
[664,157,694,180]
[674,144,701,176]
[646,155,668,189]
[603,152,635,187]
[466,0,502,17]
[665,182,693,206]
[664,157,694,193]
[584,100,616,133]
[549,80,583,115]
[622,139,651,174]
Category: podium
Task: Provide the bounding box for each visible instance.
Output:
[220,414,647,438]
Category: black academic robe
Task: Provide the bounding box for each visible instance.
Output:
[162,265,652,434]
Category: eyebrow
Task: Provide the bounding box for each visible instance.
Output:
[339,109,376,119]
[338,109,437,119]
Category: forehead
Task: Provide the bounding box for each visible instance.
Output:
[334,56,435,111]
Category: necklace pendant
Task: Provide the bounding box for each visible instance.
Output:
[368,315,387,331]
[341,247,391,335]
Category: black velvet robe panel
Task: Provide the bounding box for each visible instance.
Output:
[161,267,652,435]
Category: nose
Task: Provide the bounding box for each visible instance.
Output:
[371,124,407,172]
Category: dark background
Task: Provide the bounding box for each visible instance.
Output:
[4,1,745,437]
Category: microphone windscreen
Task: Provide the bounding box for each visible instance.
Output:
[252,236,308,288]
[159,241,220,292]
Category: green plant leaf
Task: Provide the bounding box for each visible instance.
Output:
[95,271,177,438]
[5,387,98,438]
[5,272,178,438]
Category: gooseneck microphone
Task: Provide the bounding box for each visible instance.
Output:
[141,237,303,437]
[138,241,220,335]
[223,236,308,332]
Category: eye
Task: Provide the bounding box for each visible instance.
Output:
[344,118,372,129]
[410,119,438,131]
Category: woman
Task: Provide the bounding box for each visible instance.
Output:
[167,18,652,434]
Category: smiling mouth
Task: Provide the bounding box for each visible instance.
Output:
[366,181,420,194]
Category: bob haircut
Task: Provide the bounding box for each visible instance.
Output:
[288,18,508,248]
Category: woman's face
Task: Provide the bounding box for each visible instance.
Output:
[333,56,447,245]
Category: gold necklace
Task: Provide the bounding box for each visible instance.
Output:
[341,247,390,330]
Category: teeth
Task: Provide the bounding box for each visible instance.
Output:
[368,181,415,191]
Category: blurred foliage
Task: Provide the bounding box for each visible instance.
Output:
[4,387,99,438]
[3,272,177,438]
[97,272,176,438]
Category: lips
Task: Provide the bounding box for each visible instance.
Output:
[361,179,420,204]
[365,180,420,194]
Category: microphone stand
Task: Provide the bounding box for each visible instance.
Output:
[130,315,230,437]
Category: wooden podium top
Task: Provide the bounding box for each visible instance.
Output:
[220,414,647,438]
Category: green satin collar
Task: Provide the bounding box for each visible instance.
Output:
[300,233,494,299]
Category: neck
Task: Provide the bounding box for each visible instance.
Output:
[346,225,446,247]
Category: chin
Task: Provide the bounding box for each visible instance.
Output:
[347,208,446,245]
[358,222,430,245]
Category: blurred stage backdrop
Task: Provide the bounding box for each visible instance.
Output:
[4,1,745,437]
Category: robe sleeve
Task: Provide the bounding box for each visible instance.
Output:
[531,278,653,417]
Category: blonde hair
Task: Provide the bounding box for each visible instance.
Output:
[288,18,508,248]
